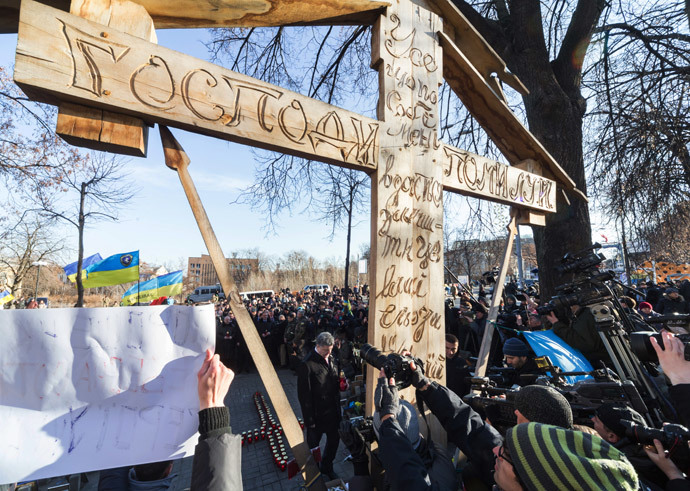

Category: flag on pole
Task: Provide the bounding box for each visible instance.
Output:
[63,253,103,282]
[121,270,183,305]
[0,290,14,305]
[82,251,139,288]
[522,329,593,384]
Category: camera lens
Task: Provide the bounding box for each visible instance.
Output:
[360,343,388,370]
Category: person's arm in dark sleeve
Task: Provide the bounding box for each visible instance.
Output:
[191,406,242,490]
[377,417,432,491]
[668,384,690,428]
[97,466,129,490]
[296,361,315,427]
[420,382,501,484]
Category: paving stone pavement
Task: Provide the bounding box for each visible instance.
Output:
[172,367,354,491]
[70,368,354,491]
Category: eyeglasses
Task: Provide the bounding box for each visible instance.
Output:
[497,445,513,465]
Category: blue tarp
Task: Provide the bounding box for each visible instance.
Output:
[522,329,593,384]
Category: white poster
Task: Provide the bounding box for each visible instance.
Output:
[358,259,368,274]
[0,305,215,484]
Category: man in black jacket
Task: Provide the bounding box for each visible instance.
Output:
[297,332,341,479]
[547,304,611,366]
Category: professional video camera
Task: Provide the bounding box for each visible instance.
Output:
[465,357,651,435]
[359,343,423,389]
[629,331,690,362]
[496,310,528,328]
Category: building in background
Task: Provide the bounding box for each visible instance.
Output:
[187,254,259,288]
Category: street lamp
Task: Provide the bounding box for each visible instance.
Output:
[32,260,49,299]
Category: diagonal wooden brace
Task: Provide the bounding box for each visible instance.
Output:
[159,125,325,490]
[55,0,156,157]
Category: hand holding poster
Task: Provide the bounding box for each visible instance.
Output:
[0,304,214,483]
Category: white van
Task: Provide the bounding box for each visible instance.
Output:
[303,284,330,293]
[239,290,275,301]
[187,285,224,303]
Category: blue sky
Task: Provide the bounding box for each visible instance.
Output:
[1,28,373,270]
[1,25,621,272]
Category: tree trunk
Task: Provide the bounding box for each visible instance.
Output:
[343,188,354,306]
[75,182,87,307]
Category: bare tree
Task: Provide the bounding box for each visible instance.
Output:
[0,66,83,192]
[29,153,137,307]
[0,212,64,297]
[586,1,690,258]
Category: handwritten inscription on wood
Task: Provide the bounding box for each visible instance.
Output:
[442,144,556,211]
[368,0,446,405]
[15,0,379,171]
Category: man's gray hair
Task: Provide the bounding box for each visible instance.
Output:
[315,332,335,347]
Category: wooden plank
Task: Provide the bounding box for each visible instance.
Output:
[1,0,389,32]
[159,126,325,489]
[15,0,379,172]
[473,212,517,380]
[438,30,587,201]
[428,0,528,96]
[55,0,156,157]
[367,0,446,442]
[441,143,556,212]
[57,101,149,156]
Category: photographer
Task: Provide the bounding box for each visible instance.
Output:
[546,304,610,366]
[651,330,690,428]
[592,403,670,488]
[374,365,640,490]
[372,371,458,490]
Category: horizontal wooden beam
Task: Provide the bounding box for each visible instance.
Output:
[438,31,587,202]
[441,144,556,213]
[15,0,379,171]
[0,0,388,33]
[428,0,527,96]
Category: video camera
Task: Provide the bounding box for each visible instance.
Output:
[359,343,423,389]
[556,242,607,276]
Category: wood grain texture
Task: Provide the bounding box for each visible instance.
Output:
[16,0,379,171]
[428,0,528,96]
[55,0,156,157]
[367,0,445,443]
[441,143,556,212]
[439,30,586,200]
[1,0,388,32]
[159,126,324,489]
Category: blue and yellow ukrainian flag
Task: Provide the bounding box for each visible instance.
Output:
[63,253,103,282]
[82,251,139,288]
[0,290,14,305]
[121,270,183,305]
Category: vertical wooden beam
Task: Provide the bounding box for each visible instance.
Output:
[367,0,446,439]
[55,0,156,157]
[473,212,517,379]
[159,126,324,490]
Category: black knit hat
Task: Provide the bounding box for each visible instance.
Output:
[595,403,646,438]
[503,337,530,357]
[506,423,639,491]
[515,385,573,429]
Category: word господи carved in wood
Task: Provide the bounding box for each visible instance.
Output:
[15,0,378,171]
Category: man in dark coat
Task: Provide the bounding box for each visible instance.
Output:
[656,288,689,315]
[297,331,341,479]
[548,304,611,366]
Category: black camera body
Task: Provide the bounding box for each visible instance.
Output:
[350,416,376,443]
[360,343,422,389]
[622,419,690,448]
[629,331,690,363]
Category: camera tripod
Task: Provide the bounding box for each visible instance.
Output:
[589,298,669,426]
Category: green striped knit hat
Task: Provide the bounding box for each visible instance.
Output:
[506,423,639,491]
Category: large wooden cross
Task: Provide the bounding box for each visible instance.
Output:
[11,0,580,483]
